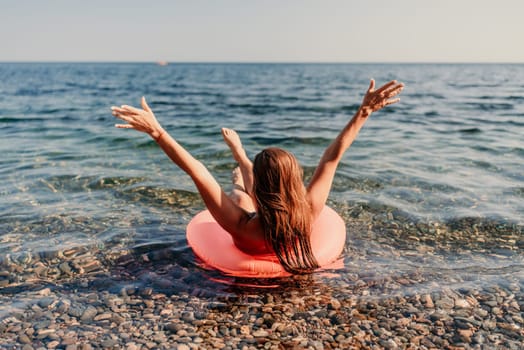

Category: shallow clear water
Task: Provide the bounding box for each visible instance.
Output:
[0,63,522,299]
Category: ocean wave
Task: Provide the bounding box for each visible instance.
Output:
[462,102,514,111]
[458,127,482,134]
[506,95,524,101]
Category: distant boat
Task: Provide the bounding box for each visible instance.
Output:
[157,61,169,66]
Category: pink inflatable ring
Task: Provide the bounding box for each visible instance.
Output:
[186,206,346,278]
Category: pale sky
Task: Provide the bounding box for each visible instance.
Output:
[1,0,523,62]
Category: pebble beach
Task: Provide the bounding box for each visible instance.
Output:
[1,281,523,350]
[1,203,522,349]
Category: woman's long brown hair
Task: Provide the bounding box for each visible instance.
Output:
[253,148,319,274]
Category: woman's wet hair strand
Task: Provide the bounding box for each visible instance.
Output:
[253,148,319,274]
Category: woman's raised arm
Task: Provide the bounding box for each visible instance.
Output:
[306,79,404,218]
[111,97,250,236]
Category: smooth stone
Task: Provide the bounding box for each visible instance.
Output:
[61,337,76,345]
[112,314,125,325]
[429,310,450,322]
[36,328,55,337]
[47,340,60,349]
[454,319,472,330]
[482,320,497,330]
[252,329,269,337]
[38,288,52,296]
[315,310,328,318]
[59,262,73,275]
[491,307,502,315]
[125,343,138,350]
[18,334,32,344]
[94,313,112,321]
[34,321,51,330]
[453,309,471,318]
[80,306,97,321]
[292,312,310,320]
[454,299,472,309]
[475,308,489,318]
[422,294,434,308]
[177,329,188,337]
[181,312,194,323]
[455,316,481,327]
[37,298,55,309]
[240,325,250,335]
[68,305,85,318]
[483,300,497,307]
[435,296,454,309]
[0,279,10,287]
[56,300,71,313]
[472,333,485,344]
[329,298,341,310]
[219,325,229,336]
[457,329,473,343]
[379,339,398,350]
[420,337,437,348]
[165,323,179,333]
[101,339,118,348]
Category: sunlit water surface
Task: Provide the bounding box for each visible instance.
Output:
[0,63,522,300]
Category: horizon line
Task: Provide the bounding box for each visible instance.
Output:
[1,60,523,65]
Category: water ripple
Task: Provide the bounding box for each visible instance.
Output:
[1,62,523,297]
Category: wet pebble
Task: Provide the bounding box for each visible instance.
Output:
[1,257,523,350]
[80,306,97,321]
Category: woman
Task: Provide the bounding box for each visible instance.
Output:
[111,79,404,274]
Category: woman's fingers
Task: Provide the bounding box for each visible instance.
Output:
[111,106,135,116]
[120,105,143,114]
[360,79,404,113]
[383,84,404,100]
[385,98,401,106]
[111,110,129,121]
[112,110,135,123]
[111,106,125,114]
[375,80,398,94]
[141,96,152,112]
[112,98,157,133]
[376,82,403,102]
[115,123,135,129]
[367,79,375,92]
[111,104,148,123]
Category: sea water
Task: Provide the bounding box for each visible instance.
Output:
[0,63,522,299]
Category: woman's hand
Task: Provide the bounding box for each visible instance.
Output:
[359,79,404,117]
[111,97,164,139]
